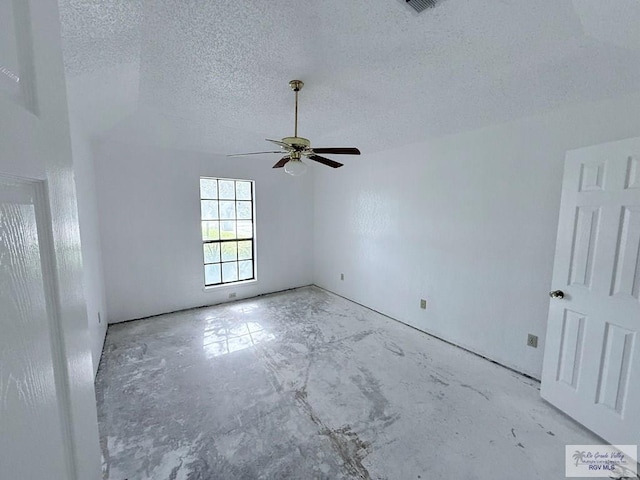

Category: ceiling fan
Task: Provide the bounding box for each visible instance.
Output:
[228,80,361,176]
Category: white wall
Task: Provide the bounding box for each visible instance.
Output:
[69,131,108,376]
[63,65,138,376]
[314,92,640,379]
[94,140,314,323]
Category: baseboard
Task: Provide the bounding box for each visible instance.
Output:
[314,285,541,383]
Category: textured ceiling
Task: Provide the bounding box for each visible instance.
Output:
[59,0,640,154]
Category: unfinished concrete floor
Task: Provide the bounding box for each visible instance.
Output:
[96,286,599,479]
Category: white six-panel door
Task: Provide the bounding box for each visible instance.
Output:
[541,136,640,446]
[0,0,101,477]
[0,177,73,479]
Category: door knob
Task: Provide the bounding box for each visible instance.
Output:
[549,290,565,299]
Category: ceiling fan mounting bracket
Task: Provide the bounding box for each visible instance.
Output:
[289,80,304,92]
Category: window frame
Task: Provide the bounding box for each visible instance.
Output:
[200,176,256,287]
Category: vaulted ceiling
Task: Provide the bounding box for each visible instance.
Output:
[59,0,640,154]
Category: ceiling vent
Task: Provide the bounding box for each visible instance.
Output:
[405,0,439,13]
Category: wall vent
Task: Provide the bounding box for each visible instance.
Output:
[405,0,439,13]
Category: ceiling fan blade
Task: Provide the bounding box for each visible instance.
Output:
[265,138,292,149]
[311,147,361,155]
[227,151,283,157]
[272,156,290,168]
[307,154,343,168]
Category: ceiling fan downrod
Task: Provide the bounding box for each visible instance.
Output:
[289,80,304,138]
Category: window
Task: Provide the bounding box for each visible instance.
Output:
[200,177,255,286]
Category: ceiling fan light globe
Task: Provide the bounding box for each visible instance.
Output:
[284,159,308,176]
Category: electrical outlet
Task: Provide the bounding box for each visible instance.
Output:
[420,299,427,309]
[340,273,344,281]
[98,312,101,324]
[229,292,236,299]
[527,334,538,348]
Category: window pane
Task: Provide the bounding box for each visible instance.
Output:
[236,201,252,220]
[201,200,218,220]
[202,221,220,241]
[200,179,218,199]
[237,220,253,239]
[203,243,220,263]
[220,221,237,240]
[218,180,235,199]
[221,242,237,262]
[238,260,253,280]
[200,177,255,287]
[205,264,221,285]
[237,240,252,260]
[222,262,238,282]
[236,181,252,200]
[219,200,236,220]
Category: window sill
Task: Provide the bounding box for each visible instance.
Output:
[202,278,257,292]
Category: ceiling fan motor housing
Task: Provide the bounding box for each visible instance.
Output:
[281,136,310,150]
